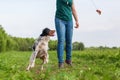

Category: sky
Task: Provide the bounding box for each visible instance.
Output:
[0,0,120,47]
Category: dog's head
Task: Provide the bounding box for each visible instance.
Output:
[40,28,55,36]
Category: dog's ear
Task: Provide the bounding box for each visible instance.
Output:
[40,28,50,36]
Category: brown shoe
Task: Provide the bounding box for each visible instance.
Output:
[59,63,64,68]
[65,60,72,66]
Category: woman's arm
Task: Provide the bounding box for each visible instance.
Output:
[72,3,79,28]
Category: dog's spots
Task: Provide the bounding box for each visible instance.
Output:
[36,50,46,59]
[41,42,45,46]
[38,42,45,49]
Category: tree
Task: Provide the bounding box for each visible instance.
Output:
[72,42,85,51]
[78,42,85,51]
[6,35,16,51]
[0,25,35,52]
[112,46,117,49]
[0,25,7,52]
[73,42,80,50]
[49,40,57,50]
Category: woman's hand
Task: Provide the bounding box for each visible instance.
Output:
[75,21,79,28]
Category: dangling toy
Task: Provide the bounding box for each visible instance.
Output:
[96,9,101,15]
[90,0,102,15]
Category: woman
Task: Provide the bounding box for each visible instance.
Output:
[55,0,79,68]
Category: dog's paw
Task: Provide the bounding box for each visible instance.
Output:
[26,68,30,71]
[46,59,49,63]
[31,63,35,68]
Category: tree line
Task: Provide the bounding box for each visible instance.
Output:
[0,25,34,52]
[0,25,85,52]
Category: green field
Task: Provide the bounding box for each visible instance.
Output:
[0,49,120,80]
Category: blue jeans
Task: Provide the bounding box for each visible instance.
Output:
[55,18,73,63]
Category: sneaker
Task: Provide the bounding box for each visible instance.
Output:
[58,63,64,69]
[65,60,72,66]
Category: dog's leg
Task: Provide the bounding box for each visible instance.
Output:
[26,51,38,71]
[41,59,44,70]
[31,59,35,68]
[41,64,44,70]
[26,65,31,71]
[40,51,49,70]
[43,50,48,64]
[46,52,49,63]
[26,52,34,71]
[41,56,47,70]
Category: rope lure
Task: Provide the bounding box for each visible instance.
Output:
[90,0,102,15]
[96,9,101,15]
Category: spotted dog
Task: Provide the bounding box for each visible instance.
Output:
[26,28,55,71]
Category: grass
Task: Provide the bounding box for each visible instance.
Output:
[0,49,120,80]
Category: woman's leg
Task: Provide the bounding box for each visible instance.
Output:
[65,20,73,63]
[55,18,65,63]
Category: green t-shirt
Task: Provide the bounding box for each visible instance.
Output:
[55,0,73,21]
